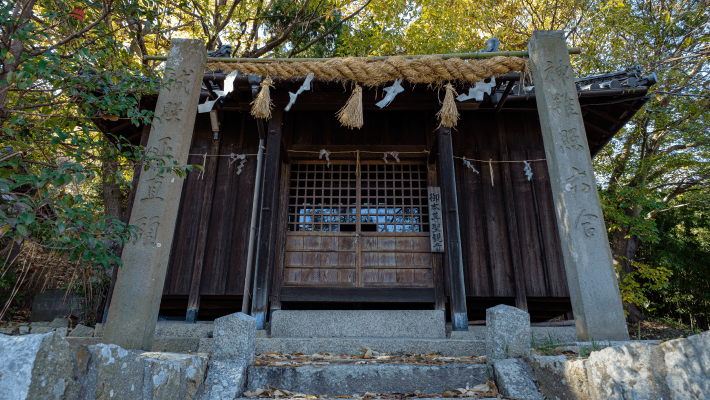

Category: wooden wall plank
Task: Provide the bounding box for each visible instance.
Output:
[200,112,244,295]
[185,122,222,322]
[495,116,528,311]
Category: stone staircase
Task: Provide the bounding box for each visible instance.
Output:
[73,309,573,398]
[188,309,575,356]
[244,310,489,397]
[195,309,553,399]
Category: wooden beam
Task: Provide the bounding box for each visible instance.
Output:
[426,112,438,165]
[583,106,618,124]
[584,120,610,135]
[280,287,436,303]
[249,75,267,140]
[495,80,516,113]
[437,126,469,330]
[251,108,284,329]
[269,163,291,312]
[495,117,528,311]
[185,131,222,323]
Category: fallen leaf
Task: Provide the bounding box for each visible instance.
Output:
[264,351,280,355]
[442,391,455,398]
[471,383,488,392]
[363,349,373,359]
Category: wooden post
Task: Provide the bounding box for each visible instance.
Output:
[251,108,283,329]
[185,131,222,323]
[437,126,468,331]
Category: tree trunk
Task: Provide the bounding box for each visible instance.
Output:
[611,227,646,323]
[96,139,123,320]
[102,158,122,221]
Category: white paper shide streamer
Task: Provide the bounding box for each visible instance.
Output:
[230,153,247,175]
[524,161,533,181]
[285,73,315,112]
[462,157,480,174]
[198,71,239,113]
[382,151,400,164]
[376,79,405,108]
[456,78,496,102]
[319,149,331,167]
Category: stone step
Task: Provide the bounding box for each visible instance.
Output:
[450,325,578,344]
[246,363,488,396]
[198,337,486,356]
[271,310,446,338]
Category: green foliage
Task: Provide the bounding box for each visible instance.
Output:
[0,0,187,321]
[638,207,710,330]
[264,0,345,58]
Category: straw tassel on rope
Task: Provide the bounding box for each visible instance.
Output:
[250,77,274,119]
[337,85,364,129]
[437,83,460,128]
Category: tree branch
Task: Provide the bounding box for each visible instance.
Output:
[289,0,374,57]
[29,1,115,56]
[249,0,313,58]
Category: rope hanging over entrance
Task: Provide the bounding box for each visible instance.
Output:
[206,55,528,87]
[209,55,531,129]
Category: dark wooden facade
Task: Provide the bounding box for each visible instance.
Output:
[100,75,651,323]
[159,108,571,321]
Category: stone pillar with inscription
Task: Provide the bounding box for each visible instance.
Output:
[528,31,629,341]
[103,39,207,350]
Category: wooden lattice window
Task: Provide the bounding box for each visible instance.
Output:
[287,162,430,233]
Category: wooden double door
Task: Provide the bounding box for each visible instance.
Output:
[281,162,436,289]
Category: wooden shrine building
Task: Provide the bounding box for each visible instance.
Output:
[100,33,656,343]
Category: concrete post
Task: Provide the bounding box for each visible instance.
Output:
[103,39,207,350]
[528,31,629,341]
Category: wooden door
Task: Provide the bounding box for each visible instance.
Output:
[282,162,434,289]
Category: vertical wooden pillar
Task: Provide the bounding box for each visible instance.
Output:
[185,131,222,323]
[251,108,283,329]
[437,126,468,331]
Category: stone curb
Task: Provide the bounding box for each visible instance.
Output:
[196,337,486,356]
[247,363,488,396]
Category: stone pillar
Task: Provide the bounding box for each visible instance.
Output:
[528,31,629,341]
[103,39,207,350]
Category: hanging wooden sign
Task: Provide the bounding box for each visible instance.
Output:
[427,187,445,253]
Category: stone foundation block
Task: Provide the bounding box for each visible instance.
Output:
[0,332,81,399]
[271,310,446,338]
[485,305,530,362]
[203,360,248,400]
[154,322,214,338]
[69,324,95,337]
[526,355,590,400]
[213,312,256,364]
[531,326,577,344]
[139,352,208,400]
[493,358,543,400]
